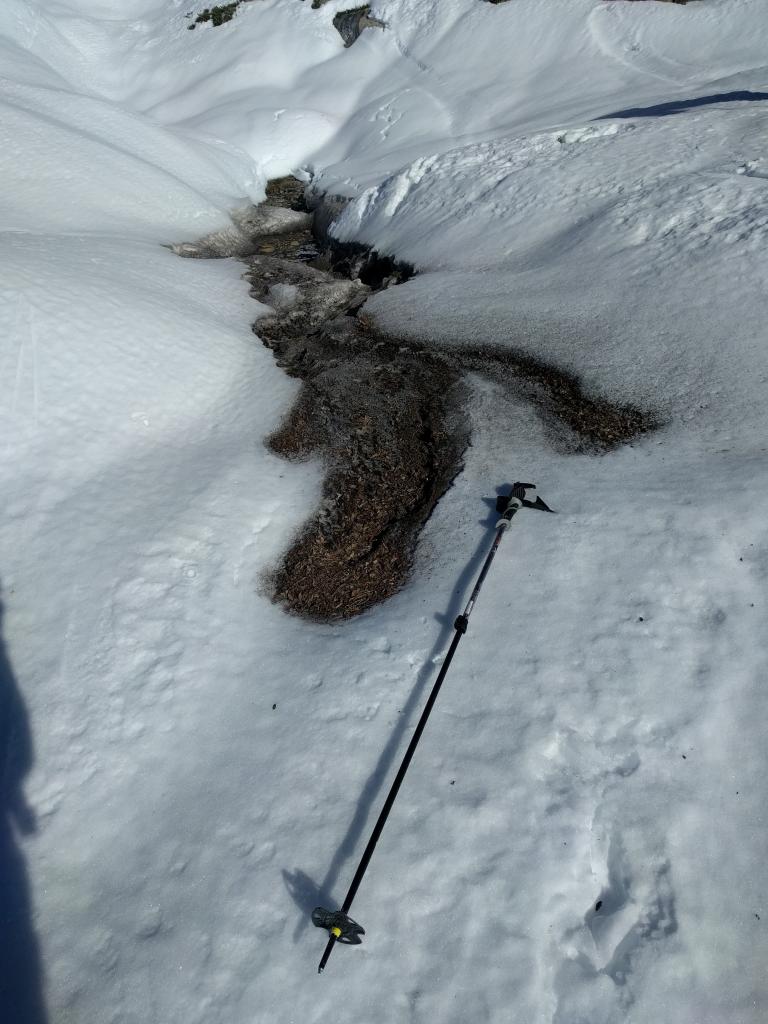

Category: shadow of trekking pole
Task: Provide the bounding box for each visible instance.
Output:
[284,483,555,972]
[282,493,502,940]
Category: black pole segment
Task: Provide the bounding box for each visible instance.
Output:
[342,627,464,913]
[318,934,336,974]
[314,483,554,973]
[318,625,464,973]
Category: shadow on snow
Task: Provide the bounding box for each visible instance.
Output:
[283,489,510,943]
[599,89,768,119]
[0,586,48,1023]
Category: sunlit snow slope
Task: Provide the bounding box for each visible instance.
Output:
[1,2,767,1023]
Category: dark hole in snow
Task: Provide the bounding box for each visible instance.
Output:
[595,900,603,912]
[319,241,414,290]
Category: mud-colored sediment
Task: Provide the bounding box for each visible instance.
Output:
[174,176,657,621]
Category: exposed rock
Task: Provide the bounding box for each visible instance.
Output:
[244,254,370,330]
[187,1,260,30]
[170,205,311,259]
[332,6,386,48]
[265,175,310,211]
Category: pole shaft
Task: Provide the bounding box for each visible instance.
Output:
[318,935,336,973]
[462,522,508,619]
[318,512,519,973]
[318,628,463,974]
[342,626,464,913]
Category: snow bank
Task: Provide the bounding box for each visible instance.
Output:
[1,1,767,1023]
[336,104,768,436]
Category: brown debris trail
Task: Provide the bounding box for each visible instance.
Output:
[245,246,468,621]
[176,176,658,621]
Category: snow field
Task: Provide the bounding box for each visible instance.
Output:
[344,102,768,436]
[1,0,767,1022]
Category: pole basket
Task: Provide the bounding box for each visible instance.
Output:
[312,907,366,945]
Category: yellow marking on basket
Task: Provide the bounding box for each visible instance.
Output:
[331,926,342,938]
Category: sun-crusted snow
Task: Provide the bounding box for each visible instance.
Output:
[334,104,768,437]
[1,1,767,1023]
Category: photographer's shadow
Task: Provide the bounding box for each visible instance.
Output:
[0,586,47,1023]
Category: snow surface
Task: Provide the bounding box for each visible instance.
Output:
[1,1,767,1022]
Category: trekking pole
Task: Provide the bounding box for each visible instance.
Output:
[312,482,555,973]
